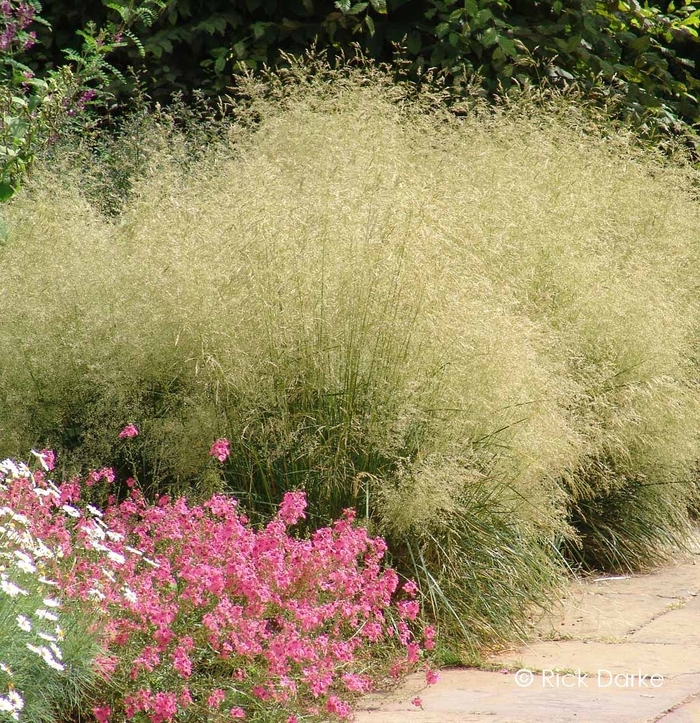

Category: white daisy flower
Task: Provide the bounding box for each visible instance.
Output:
[1,578,27,597]
[107,550,125,565]
[7,690,23,709]
[34,609,59,622]
[26,644,64,672]
[86,524,106,541]
[122,586,138,603]
[0,460,19,477]
[13,551,36,574]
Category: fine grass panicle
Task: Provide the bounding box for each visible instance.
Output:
[1,60,699,646]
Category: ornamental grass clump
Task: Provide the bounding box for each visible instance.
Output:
[1,59,699,647]
[0,453,430,723]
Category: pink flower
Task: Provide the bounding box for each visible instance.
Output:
[151,691,177,723]
[207,689,226,708]
[342,673,371,692]
[325,695,352,718]
[93,706,111,723]
[402,580,418,597]
[277,490,307,526]
[425,669,440,685]
[119,424,139,439]
[411,697,423,708]
[209,438,231,462]
[172,645,193,678]
[423,624,436,651]
[398,599,420,620]
[230,708,246,719]
[93,655,118,679]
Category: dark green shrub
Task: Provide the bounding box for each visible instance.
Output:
[20,0,700,137]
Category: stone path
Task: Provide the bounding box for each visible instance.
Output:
[356,547,700,723]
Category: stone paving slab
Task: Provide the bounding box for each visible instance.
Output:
[536,590,677,641]
[630,595,700,646]
[355,670,700,723]
[657,696,700,722]
[580,563,700,599]
[491,640,700,678]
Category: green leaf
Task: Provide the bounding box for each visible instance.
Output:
[406,31,422,55]
[681,10,700,27]
[0,183,15,202]
[436,22,450,39]
[497,35,517,58]
[105,2,130,22]
[251,22,268,39]
[365,14,376,36]
[476,9,494,26]
[464,0,478,17]
[369,0,387,14]
[481,26,498,47]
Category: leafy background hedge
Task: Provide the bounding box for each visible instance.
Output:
[17,0,700,134]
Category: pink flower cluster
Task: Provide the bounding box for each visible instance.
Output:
[0,452,438,723]
[209,438,230,462]
[118,423,139,439]
[0,1,36,52]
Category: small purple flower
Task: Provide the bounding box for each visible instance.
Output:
[79,89,97,104]
[22,30,36,50]
[0,26,15,50]
[16,3,34,29]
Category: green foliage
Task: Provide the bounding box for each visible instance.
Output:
[1,63,699,644]
[18,0,700,136]
[0,0,166,200]
[0,500,102,723]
